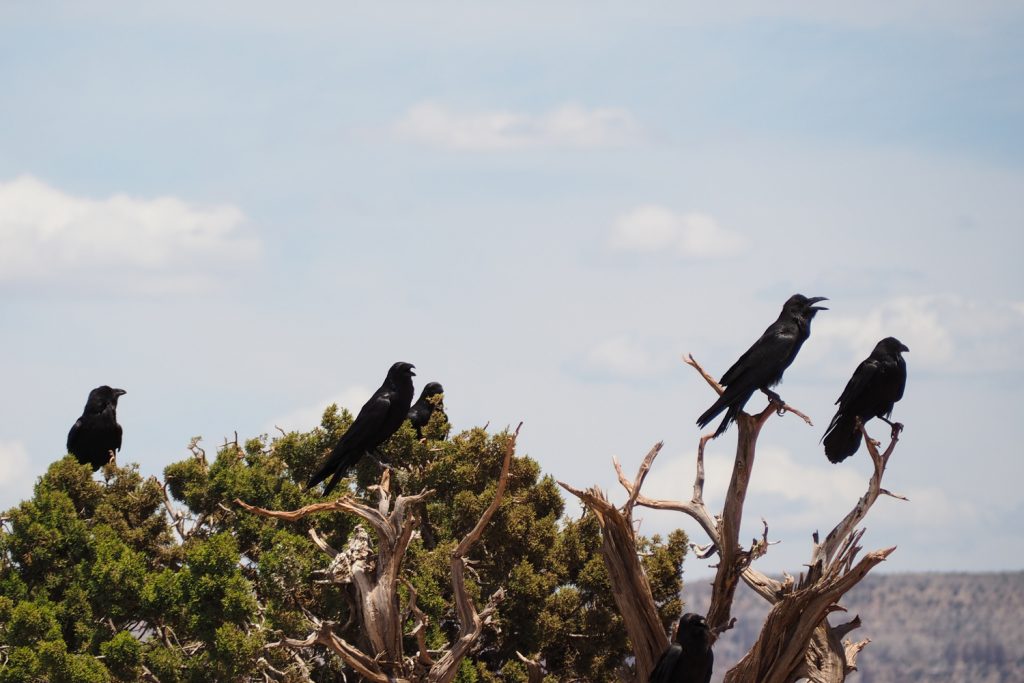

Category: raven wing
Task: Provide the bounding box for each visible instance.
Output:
[307,391,394,491]
[336,391,394,453]
[648,644,682,683]
[822,358,879,445]
[720,324,798,389]
[702,648,714,683]
[893,355,907,403]
[67,418,84,453]
[835,357,881,409]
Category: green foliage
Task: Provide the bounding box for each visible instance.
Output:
[100,631,141,681]
[0,406,688,681]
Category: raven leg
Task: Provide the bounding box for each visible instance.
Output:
[879,417,904,438]
[761,388,785,413]
[367,449,394,471]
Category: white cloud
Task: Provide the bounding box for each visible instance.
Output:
[893,486,980,527]
[645,446,864,526]
[393,101,642,151]
[0,175,260,288]
[266,386,371,434]
[609,205,747,259]
[812,295,1024,373]
[0,441,36,511]
[582,336,663,380]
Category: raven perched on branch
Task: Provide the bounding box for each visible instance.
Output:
[697,294,828,437]
[649,613,714,683]
[407,381,445,439]
[308,362,416,495]
[67,386,126,471]
[823,337,908,463]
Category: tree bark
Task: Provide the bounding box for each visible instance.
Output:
[237,424,521,682]
[559,442,670,683]
[560,355,903,683]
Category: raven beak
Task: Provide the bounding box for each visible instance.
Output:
[807,296,829,311]
[410,365,416,376]
[900,343,910,352]
[114,388,127,396]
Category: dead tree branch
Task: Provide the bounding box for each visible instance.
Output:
[236,423,522,683]
[815,421,903,566]
[237,484,431,679]
[558,439,679,680]
[683,354,814,427]
[557,478,669,682]
[560,352,902,683]
[280,620,390,683]
[726,543,895,683]
[427,423,520,683]
[515,651,546,683]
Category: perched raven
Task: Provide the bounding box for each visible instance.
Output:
[308,362,416,495]
[649,613,713,683]
[697,294,828,437]
[67,386,126,471]
[822,337,908,463]
[407,381,445,439]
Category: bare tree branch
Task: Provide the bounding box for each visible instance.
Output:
[238,424,522,683]
[816,421,903,565]
[428,423,521,683]
[281,620,393,683]
[516,651,546,683]
[557,479,670,682]
[159,480,187,542]
[559,351,903,683]
[683,354,814,426]
[140,664,163,683]
[727,546,894,683]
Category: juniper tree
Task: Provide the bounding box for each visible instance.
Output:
[0,401,687,682]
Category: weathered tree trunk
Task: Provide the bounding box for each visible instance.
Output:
[561,355,903,683]
[560,444,670,682]
[237,425,521,683]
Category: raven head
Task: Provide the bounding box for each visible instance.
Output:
[783,294,829,318]
[421,381,444,397]
[879,337,909,354]
[388,361,416,379]
[676,612,712,647]
[86,386,127,412]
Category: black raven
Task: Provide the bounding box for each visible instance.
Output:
[697,294,828,437]
[308,362,416,495]
[649,612,713,683]
[67,386,126,471]
[407,381,445,439]
[822,337,908,463]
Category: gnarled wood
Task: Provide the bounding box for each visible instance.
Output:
[560,353,903,683]
[237,424,522,683]
[427,424,520,683]
[558,477,669,682]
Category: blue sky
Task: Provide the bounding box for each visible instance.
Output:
[1,1,1022,576]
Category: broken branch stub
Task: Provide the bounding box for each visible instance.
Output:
[556,480,669,683]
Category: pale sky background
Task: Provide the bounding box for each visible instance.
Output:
[1,2,1022,577]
